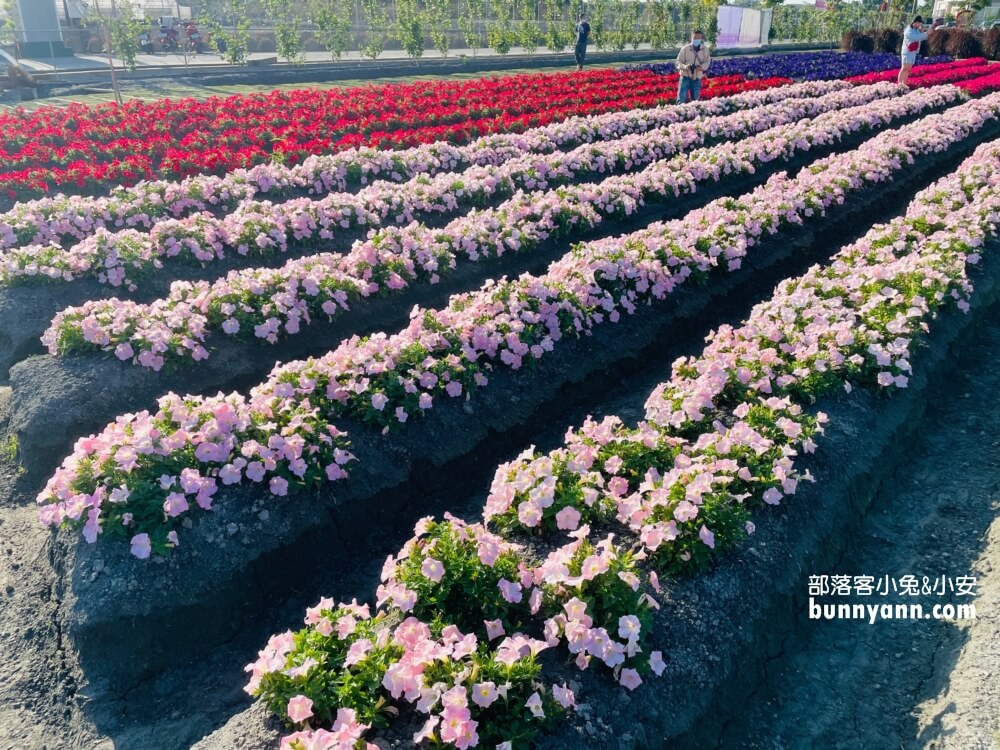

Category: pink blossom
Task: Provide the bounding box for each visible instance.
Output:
[498,578,523,604]
[555,505,582,530]
[650,650,666,676]
[130,533,151,559]
[699,525,715,549]
[525,691,545,719]
[619,668,643,691]
[471,681,498,708]
[163,492,189,518]
[552,683,576,708]
[421,557,445,583]
[286,694,314,723]
[485,619,505,641]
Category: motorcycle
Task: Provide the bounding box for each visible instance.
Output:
[158,27,179,53]
[184,25,206,54]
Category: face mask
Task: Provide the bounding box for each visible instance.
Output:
[692,39,702,48]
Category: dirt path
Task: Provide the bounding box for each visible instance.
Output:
[0,387,97,749]
[715,315,1000,750]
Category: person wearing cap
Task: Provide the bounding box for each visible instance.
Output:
[899,16,929,87]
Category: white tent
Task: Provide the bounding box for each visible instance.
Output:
[716,5,773,48]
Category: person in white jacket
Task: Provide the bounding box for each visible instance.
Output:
[898,16,929,87]
[676,30,711,102]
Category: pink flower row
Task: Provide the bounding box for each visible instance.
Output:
[0,81,850,253]
[43,84,963,369]
[1,82,886,292]
[36,93,1000,559]
[248,138,1000,750]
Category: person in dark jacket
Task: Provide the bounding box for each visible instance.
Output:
[574,14,591,70]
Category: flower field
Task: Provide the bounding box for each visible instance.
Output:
[2,52,1000,749]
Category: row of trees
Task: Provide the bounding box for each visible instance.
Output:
[87,0,938,69]
[190,0,723,64]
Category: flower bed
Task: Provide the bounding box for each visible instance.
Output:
[36,93,1000,559]
[844,56,987,85]
[38,84,958,366]
[955,69,1000,96]
[9,84,973,474]
[0,79,829,254]
[1,82,895,293]
[0,72,773,203]
[625,51,952,82]
[238,136,1000,750]
[42,102,1000,698]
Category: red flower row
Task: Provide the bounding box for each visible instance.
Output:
[843,57,988,85]
[0,70,689,170]
[955,69,1000,96]
[0,72,790,201]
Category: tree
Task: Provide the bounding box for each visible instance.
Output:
[395,0,426,57]
[360,0,390,58]
[0,0,16,48]
[518,0,543,52]
[261,0,305,63]
[425,0,452,56]
[202,0,251,65]
[589,0,609,49]
[458,0,486,51]
[486,0,517,54]
[109,4,145,73]
[84,1,124,103]
[542,0,571,52]
[310,0,352,60]
[646,0,675,49]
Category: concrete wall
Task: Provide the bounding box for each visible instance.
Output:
[15,0,63,43]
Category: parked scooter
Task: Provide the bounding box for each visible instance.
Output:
[183,22,206,54]
[158,25,180,53]
[139,28,155,54]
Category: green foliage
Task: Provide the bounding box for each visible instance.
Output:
[261,0,305,63]
[109,5,146,73]
[542,0,570,52]
[310,0,352,60]
[1,434,19,465]
[458,0,486,50]
[395,0,426,58]
[202,0,251,65]
[425,0,452,56]
[359,0,390,58]
[518,0,543,53]
[253,607,401,727]
[487,0,517,54]
[540,538,652,640]
[393,520,531,636]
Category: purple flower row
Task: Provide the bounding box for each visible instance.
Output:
[625,51,953,82]
[0,82,848,255]
[36,92,1000,559]
[43,83,961,370]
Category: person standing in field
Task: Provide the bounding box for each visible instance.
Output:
[676,29,711,102]
[575,14,591,71]
[899,16,929,87]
